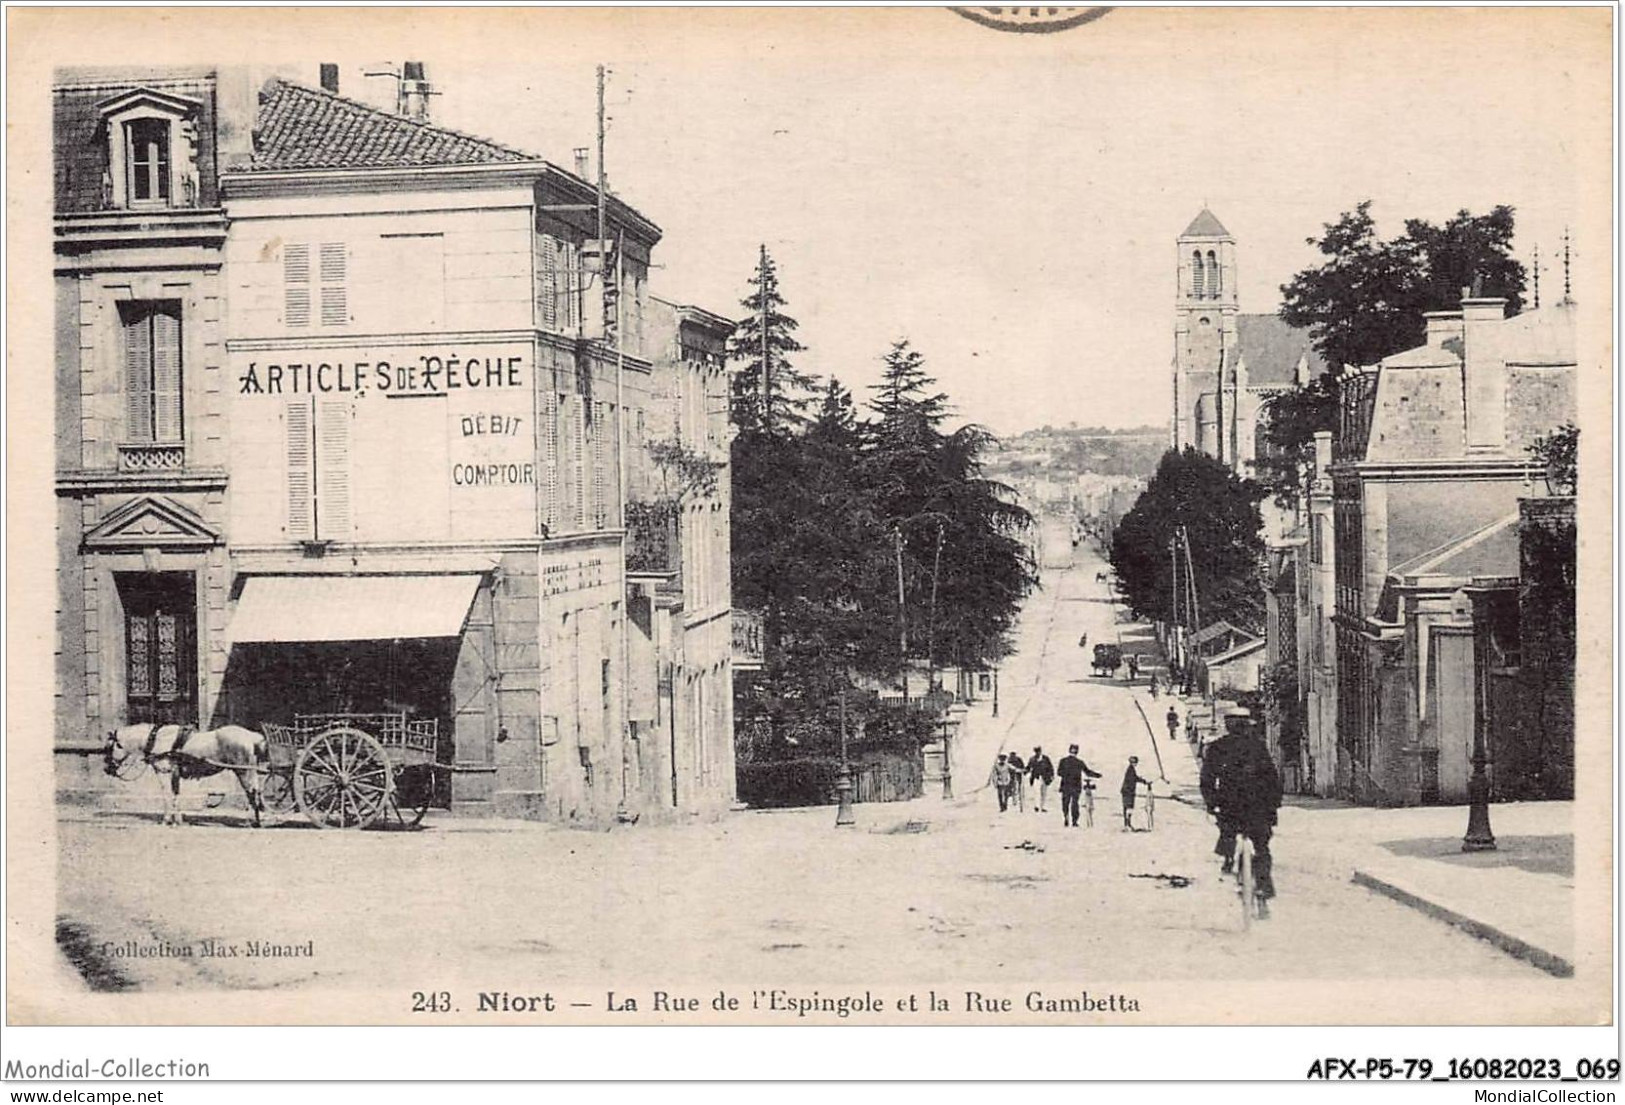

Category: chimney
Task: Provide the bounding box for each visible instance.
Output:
[573,147,590,180]
[1461,296,1509,453]
[400,61,432,121]
[1422,310,1463,346]
[319,63,340,94]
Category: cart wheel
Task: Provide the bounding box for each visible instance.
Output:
[294,727,392,829]
[262,768,297,813]
[387,764,435,829]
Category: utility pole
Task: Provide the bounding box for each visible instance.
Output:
[1181,524,1202,636]
[599,63,635,804]
[759,243,771,431]
[895,526,908,708]
[596,65,607,283]
[927,520,944,692]
[1170,536,1181,672]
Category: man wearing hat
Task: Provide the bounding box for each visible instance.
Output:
[1199,710,1283,908]
[1027,746,1055,813]
[1120,756,1152,831]
[1055,744,1102,827]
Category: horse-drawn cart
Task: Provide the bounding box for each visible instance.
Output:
[260,713,442,829]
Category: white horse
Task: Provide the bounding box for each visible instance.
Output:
[103,723,268,827]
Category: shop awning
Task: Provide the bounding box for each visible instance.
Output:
[226,574,482,645]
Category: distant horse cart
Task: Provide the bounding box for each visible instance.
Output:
[1091,643,1123,678]
[261,713,443,829]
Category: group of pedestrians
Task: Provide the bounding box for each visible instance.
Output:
[991,744,1158,831]
[992,747,1053,813]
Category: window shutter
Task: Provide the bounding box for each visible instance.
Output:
[285,399,314,539]
[319,243,347,326]
[151,306,183,442]
[123,307,154,443]
[561,241,577,330]
[284,244,311,327]
[573,398,587,529]
[541,389,560,531]
[317,400,352,539]
[538,236,558,330]
[592,400,607,529]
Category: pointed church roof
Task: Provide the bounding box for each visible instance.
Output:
[1181,208,1231,239]
[1231,313,1326,387]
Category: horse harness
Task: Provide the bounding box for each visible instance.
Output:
[144,723,196,764]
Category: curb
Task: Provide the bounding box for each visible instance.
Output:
[1352,869,1573,978]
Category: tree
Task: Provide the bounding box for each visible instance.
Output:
[1529,422,1578,496]
[1268,202,1528,501]
[1110,448,1266,629]
[1280,201,1527,372]
[860,340,1033,674]
[1254,371,1341,503]
[727,245,817,434]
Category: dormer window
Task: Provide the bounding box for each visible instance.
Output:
[96,87,201,210]
[127,119,171,203]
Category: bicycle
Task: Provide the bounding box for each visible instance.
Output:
[1234,833,1263,929]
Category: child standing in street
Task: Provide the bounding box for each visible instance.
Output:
[1121,756,1151,831]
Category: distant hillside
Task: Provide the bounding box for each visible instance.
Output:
[990,425,1166,480]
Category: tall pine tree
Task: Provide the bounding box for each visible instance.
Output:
[728,245,816,435]
[860,340,1033,675]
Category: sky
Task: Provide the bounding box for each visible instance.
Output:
[253,8,1615,435]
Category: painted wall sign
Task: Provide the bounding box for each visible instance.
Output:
[229,342,541,545]
[236,353,525,398]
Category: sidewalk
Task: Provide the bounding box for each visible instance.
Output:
[1285,800,1575,976]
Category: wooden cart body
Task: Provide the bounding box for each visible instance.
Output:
[261,712,442,829]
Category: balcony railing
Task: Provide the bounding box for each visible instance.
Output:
[625,501,680,577]
[1335,371,1378,462]
[119,442,186,472]
[732,609,764,669]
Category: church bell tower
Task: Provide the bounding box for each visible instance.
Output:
[1172,208,1239,457]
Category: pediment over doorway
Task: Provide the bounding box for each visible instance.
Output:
[82,494,222,552]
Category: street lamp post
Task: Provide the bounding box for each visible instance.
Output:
[1462,591,1496,852]
[835,687,855,827]
[992,666,1000,718]
[941,716,953,799]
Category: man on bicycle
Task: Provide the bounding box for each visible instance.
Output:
[1199,712,1283,910]
[1056,744,1102,828]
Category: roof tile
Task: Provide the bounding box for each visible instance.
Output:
[250,78,533,171]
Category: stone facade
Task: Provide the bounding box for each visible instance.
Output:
[1329,297,1578,804]
[54,69,232,797]
[55,67,735,824]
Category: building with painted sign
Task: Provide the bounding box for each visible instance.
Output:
[55,64,737,823]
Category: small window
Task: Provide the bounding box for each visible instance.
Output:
[283,242,348,328]
[121,300,183,443]
[319,243,347,326]
[126,119,171,203]
[284,244,311,327]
